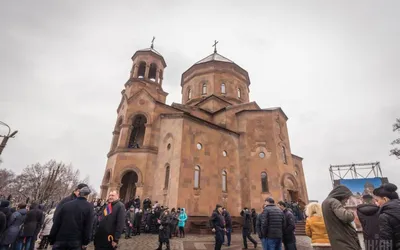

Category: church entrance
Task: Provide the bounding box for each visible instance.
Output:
[288,190,299,202]
[120,171,138,203]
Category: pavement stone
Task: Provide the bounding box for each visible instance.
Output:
[86,233,313,250]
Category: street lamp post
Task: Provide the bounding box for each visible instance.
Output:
[0,121,18,155]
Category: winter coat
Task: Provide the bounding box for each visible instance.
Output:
[94,201,125,247]
[49,197,94,246]
[223,211,232,229]
[378,199,400,249]
[0,211,6,235]
[134,211,142,227]
[240,210,253,231]
[54,193,77,221]
[40,209,55,236]
[260,204,285,239]
[282,208,296,243]
[251,210,257,226]
[322,185,361,250]
[0,200,12,223]
[22,205,43,237]
[178,208,188,228]
[143,199,151,210]
[0,209,27,245]
[209,210,225,232]
[158,213,171,243]
[356,203,380,243]
[305,216,330,244]
[134,198,140,209]
[125,210,135,226]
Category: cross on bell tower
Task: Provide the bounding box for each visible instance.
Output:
[212,40,218,53]
[151,36,155,49]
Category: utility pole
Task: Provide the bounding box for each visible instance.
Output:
[0,121,18,155]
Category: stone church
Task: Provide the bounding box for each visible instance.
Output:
[100,43,309,219]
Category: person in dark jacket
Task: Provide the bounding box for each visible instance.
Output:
[356,194,380,249]
[0,200,12,224]
[2,203,27,249]
[143,197,152,211]
[0,210,6,237]
[134,196,141,209]
[125,206,135,239]
[49,187,94,250]
[169,208,178,238]
[278,201,296,250]
[222,208,232,246]
[260,197,285,250]
[373,183,400,249]
[322,185,361,250]
[156,209,172,250]
[54,183,88,221]
[210,204,225,250]
[94,190,126,250]
[134,209,142,236]
[251,208,257,235]
[240,207,257,249]
[19,202,43,250]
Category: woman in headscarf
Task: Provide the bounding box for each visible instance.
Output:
[177,208,188,238]
[373,183,400,249]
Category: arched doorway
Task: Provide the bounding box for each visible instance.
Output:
[120,171,138,202]
[281,173,299,202]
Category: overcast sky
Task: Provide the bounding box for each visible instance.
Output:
[1,1,399,203]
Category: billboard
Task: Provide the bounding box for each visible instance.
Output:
[336,177,387,231]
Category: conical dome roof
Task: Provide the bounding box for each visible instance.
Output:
[194,52,235,65]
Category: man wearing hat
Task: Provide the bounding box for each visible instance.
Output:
[356,194,380,249]
[49,186,94,250]
[54,183,88,220]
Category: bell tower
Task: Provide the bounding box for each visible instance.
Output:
[126,37,168,103]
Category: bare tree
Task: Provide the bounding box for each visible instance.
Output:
[4,160,96,205]
[390,118,400,159]
[0,168,15,194]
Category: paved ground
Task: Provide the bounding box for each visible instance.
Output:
[87,233,313,250]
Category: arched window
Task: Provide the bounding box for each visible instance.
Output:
[194,165,200,188]
[188,88,192,100]
[282,146,288,164]
[261,172,269,192]
[221,83,226,94]
[128,115,147,148]
[137,62,146,78]
[237,88,241,98]
[149,63,157,81]
[222,170,227,192]
[202,83,207,95]
[164,165,170,189]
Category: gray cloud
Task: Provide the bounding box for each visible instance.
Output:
[1,0,399,202]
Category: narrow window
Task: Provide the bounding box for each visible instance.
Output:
[164,165,170,189]
[261,172,269,192]
[138,62,146,78]
[237,88,241,98]
[149,63,157,81]
[128,115,147,148]
[188,88,192,100]
[222,170,227,192]
[202,83,207,95]
[221,83,226,94]
[194,166,200,188]
[282,146,288,164]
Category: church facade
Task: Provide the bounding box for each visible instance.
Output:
[100,44,308,218]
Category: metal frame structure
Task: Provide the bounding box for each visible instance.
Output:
[329,162,383,186]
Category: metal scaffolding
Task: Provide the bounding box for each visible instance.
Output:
[329,162,383,186]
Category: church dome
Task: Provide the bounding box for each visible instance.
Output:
[181,51,251,105]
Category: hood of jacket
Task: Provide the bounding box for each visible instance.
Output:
[357,203,380,216]
[327,185,353,201]
[380,199,400,221]
[0,200,10,208]
[181,208,186,214]
[17,208,27,215]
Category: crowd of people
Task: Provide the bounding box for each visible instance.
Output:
[0,182,399,250]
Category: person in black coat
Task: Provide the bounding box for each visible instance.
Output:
[94,190,126,250]
[134,209,142,235]
[0,200,12,223]
[143,197,152,211]
[222,208,232,246]
[134,196,141,209]
[240,207,257,249]
[278,201,296,250]
[49,187,94,250]
[54,183,88,220]
[251,208,257,235]
[0,210,6,236]
[260,197,285,249]
[356,194,380,249]
[156,209,172,250]
[21,202,44,250]
[210,204,225,250]
[373,183,400,249]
